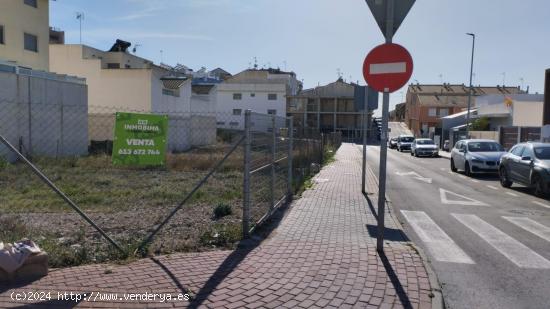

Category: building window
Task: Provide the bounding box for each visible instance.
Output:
[268,93,277,100]
[23,33,38,52]
[233,93,242,100]
[107,63,120,69]
[428,108,437,117]
[162,88,180,97]
[0,25,4,45]
[439,108,449,117]
[250,93,255,97]
[267,109,277,115]
[216,121,226,126]
[229,121,239,126]
[24,0,37,8]
[233,109,242,116]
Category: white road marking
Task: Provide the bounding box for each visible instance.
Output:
[532,201,550,209]
[401,211,474,264]
[395,171,432,184]
[453,214,550,268]
[470,179,480,183]
[370,62,407,74]
[506,192,519,197]
[439,188,490,206]
[487,185,499,190]
[503,217,550,242]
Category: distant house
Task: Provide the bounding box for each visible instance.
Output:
[49,40,216,151]
[215,68,300,130]
[405,83,525,137]
[50,41,192,114]
[287,79,377,141]
[389,102,406,122]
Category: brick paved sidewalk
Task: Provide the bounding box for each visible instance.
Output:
[0,143,437,309]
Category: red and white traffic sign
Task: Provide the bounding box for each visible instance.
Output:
[362,43,413,93]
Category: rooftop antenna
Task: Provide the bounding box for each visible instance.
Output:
[438,74,443,84]
[501,72,506,86]
[337,68,342,80]
[472,73,476,85]
[253,57,258,70]
[283,60,287,71]
[160,50,163,64]
[132,44,141,54]
[76,12,84,44]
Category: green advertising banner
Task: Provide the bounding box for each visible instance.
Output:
[112,112,169,166]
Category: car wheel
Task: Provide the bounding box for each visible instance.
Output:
[451,159,457,172]
[533,175,546,198]
[464,162,471,177]
[499,167,512,188]
[410,150,414,156]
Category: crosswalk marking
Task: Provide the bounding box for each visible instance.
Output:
[503,217,550,242]
[453,214,550,268]
[506,192,519,197]
[401,210,474,264]
[532,200,550,209]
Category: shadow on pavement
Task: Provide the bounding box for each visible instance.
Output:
[151,257,193,297]
[366,224,410,242]
[188,202,292,309]
[378,251,413,309]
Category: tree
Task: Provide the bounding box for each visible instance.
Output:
[470,117,490,131]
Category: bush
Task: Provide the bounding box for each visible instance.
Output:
[0,157,7,171]
[213,203,232,219]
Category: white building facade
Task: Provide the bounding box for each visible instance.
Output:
[215,69,299,129]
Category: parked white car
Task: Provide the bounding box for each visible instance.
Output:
[397,135,415,152]
[411,138,439,157]
[450,139,507,176]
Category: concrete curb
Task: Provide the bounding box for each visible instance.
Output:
[360,150,445,309]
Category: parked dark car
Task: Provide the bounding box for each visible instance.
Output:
[388,137,398,149]
[499,142,550,197]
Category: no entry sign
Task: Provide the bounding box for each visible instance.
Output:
[362,43,413,93]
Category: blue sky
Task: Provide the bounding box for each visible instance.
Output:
[50,0,550,114]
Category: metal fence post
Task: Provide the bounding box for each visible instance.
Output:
[270,115,276,213]
[287,116,293,200]
[242,110,251,239]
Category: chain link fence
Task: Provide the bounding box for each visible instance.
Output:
[0,101,341,268]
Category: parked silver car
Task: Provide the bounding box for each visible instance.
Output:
[450,139,506,176]
[411,138,439,157]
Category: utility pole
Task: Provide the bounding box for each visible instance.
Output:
[466,33,475,138]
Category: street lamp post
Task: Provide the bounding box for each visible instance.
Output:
[466,33,475,138]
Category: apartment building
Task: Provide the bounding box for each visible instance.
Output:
[405,83,525,137]
[0,0,50,71]
[287,79,377,141]
[215,68,300,129]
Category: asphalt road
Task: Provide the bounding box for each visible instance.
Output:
[364,145,550,309]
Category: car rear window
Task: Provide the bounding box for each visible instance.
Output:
[534,147,550,160]
[417,140,434,145]
[467,142,504,152]
[400,137,414,142]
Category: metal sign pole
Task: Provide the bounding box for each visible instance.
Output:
[376,0,395,253]
[362,88,368,194]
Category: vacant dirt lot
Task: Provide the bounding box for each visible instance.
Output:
[0,143,275,268]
